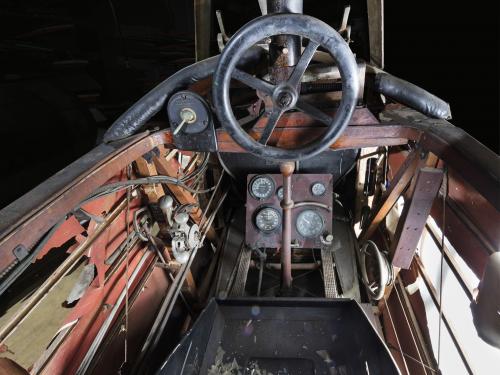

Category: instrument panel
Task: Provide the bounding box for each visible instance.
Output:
[245,174,333,249]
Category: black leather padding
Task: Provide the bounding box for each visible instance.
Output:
[375,72,452,120]
[102,47,265,143]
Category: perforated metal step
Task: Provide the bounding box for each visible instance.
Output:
[230,245,252,297]
[321,246,339,298]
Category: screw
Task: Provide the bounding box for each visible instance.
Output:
[277,92,292,108]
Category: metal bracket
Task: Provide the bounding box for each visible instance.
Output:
[13,244,28,261]
[216,10,230,52]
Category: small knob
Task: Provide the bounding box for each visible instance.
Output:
[159,195,173,212]
[173,108,197,135]
[159,195,174,225]
[321,233,334,246]
[174,212,189,225]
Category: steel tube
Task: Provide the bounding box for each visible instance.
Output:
[267,0,303,83]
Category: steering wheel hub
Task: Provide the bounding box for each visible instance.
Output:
[274,85,297,109]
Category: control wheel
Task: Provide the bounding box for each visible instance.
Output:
[212,13,359,161]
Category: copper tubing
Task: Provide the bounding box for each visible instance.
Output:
[0,197,129,343]
[280,162,295,290]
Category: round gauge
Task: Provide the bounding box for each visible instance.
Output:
[311,182,326,196]
[276,186,284,200]
[296,209,324,238]
[250,175,275,200]
[255,207,281,233]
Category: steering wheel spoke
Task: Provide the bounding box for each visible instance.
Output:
[233,68,274,95]
[295,99,335,127]
[287,40,319,89]
[258,108,284,145]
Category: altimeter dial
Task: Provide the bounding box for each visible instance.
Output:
[296,209,324,238]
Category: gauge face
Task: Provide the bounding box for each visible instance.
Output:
[311,182,326,196]
[255,207,281,233]
[250,175,275,200]
[276,186,284,200]
[296,210,324,238]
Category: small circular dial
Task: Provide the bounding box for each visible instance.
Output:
[311,182,326,196]
[276,186,284,200]
[255,207,281,233]
[296,209,324,238]
[250,175,275,200]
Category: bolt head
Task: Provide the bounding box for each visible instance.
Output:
[277,92,293,108]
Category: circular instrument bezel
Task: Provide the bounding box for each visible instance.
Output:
[254,206,282,233]
[311,182,327,196]
[276,186,284,200]
[295,209,325,238]
[167,90,211,134]
[249,174,276,200]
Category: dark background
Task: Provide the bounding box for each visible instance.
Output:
[385,1,499,151]
[0,0,498,208]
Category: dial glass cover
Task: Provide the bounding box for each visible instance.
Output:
[255,207,281,232]
[296,209,324,238]
[250,175,275,200]
[311,182,326,196]
[276,186,284,200]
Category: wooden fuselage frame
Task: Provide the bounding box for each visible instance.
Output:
[0,105,498,374]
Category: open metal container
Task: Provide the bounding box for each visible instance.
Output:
[157,298,399,374]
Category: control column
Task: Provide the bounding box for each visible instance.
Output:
[280,161,295,291]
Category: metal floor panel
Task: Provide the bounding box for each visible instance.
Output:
[158,298,400,375]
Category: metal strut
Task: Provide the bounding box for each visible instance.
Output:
[267,0,303,83]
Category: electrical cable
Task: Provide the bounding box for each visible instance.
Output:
[216,151,237,180]
[121,166,132,370]
[91,176,215,196]
[133,207,150,242]
[394,281,430,374]
[181,152,209,183]
[437,167,448,369]
[75,176,216,213]
[199,170,225,231]
[383,295,411,375]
